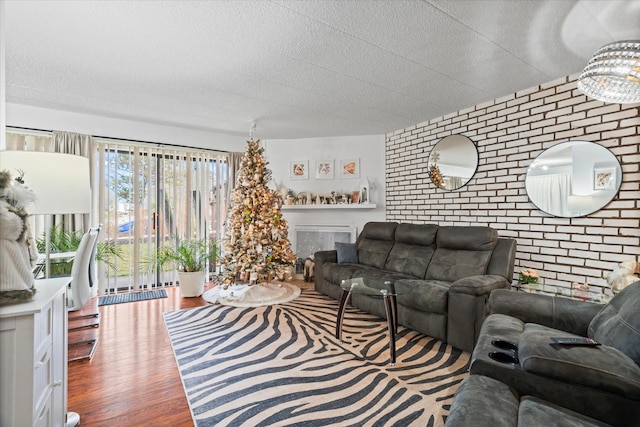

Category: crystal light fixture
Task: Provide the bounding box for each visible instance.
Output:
[577,40,640,104]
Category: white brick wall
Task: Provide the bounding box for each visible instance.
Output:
[386,75,640,301]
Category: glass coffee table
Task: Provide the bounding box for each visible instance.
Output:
[336,277,415,365]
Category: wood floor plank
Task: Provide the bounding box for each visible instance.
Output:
[67,280,309,426]
[67,284,214,426]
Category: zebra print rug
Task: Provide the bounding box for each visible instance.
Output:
[163,286,470,426]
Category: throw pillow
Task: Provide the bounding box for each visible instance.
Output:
[335,242,358,264]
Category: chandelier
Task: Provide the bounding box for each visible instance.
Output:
[577,40,640,104]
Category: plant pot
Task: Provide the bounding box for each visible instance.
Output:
[177,271,206,297]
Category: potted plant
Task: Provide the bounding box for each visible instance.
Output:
[154,238,218,297]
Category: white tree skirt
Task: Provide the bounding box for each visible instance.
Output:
[203,282,301,307]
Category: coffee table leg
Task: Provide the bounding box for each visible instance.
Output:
[390,295,398,334]
[336,289,352,341]
[383,295,396,365]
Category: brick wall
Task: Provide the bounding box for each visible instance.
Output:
[386,75,640,300]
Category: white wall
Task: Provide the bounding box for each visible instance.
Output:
[264,135,386,244]
[1,0,6,150]
[6,103,246,153]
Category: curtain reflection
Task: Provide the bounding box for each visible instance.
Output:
[526,173,571,217]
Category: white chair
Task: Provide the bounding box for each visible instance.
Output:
[66,227,101,426]
[67,227,100,311]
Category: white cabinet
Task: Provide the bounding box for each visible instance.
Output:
[0,278,70,427]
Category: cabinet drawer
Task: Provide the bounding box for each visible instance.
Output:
[33,343,53,420]
[34,300,54,358]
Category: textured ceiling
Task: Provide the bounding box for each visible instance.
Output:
[5,0,640,140]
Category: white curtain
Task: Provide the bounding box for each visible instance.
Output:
[445,176,464,190]
[526,173,572,217]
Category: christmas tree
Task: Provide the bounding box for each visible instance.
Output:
[222,139,296,284]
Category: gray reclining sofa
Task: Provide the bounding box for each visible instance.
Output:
[467,281,640,426]
[314,221,517,352]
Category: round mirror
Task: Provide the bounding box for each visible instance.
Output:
[428,135,478,190]
[525,140,622,218]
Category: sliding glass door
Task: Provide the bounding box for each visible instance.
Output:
[94,141,228,294]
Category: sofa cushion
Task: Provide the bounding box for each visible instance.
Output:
[396,279,449,314]
[384,223,437,278]
[356,222,398,270]
[518,396,612,427]
[426,226,498,282]
[335,242,358,264]
[445,375,519,427]
[518,323,640,399]
[322,263,367,284]
[353,268,415,282]
[588,280,640,365]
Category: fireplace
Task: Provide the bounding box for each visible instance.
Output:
[293,225,357,259]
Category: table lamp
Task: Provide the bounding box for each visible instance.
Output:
[0,151,91,277]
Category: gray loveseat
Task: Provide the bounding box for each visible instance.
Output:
[468,281,640,426]
[314,221,517,352]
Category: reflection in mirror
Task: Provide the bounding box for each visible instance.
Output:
[428,135,478,190]
[525,140,622,218]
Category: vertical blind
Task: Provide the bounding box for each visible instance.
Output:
[93,139,229,294]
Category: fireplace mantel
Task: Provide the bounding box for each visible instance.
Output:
[282,204,376,210]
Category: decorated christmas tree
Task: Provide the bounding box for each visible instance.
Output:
[222,139,296,284]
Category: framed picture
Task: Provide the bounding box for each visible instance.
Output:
[290,161,308,180]
[315,160,334,179]
[339,158,360,178]
[594,167,615,190]
[351,191,360,204]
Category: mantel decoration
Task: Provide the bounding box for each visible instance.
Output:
[0,170,39,305]
[578,40,640,104]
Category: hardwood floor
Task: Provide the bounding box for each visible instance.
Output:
[67,283,221,426]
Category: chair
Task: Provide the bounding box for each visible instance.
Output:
[67,226,101,362]
[67,227,100,311]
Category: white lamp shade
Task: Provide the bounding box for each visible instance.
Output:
[0,151,91,214]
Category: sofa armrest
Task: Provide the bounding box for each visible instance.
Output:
[489,289,603,336]
[449,275,511,296]
[314,250,337,264]
[519,324,640,400]
[447,275,511,352]
[313,250,338,297]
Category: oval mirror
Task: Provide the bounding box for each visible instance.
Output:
[428,135,478,190]
[525,140,622,218]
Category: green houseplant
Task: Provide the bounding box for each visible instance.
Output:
[154,238,218,297]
